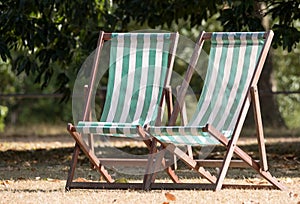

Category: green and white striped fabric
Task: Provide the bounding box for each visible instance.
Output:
[77,121,141,137]
[150,32,265,145]
[76,33,175,137]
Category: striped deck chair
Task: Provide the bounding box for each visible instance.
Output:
[66,31,179,190]
[143,31,287,191]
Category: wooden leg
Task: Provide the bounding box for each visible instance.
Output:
[205,124,287,191]
[232,145,287,190]
[165,143,217,183]
[159,145,180,183]
[215,138,237,191]
[165,166,180,183]
[143,140,181,191]
[251,86,268,171]
[203,94,252,191]
[187,145,193,158]
[138,126,180,185]
[67,123,114,183]
[65,143,80,191]
[143,139,158,190]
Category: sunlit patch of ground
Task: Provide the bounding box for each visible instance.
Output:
[0,127,299,203]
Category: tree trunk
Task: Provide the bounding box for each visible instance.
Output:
[245,1,286,128]
[257,52,286,127]
[245,52,286,128]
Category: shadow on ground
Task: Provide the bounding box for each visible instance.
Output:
[0,137,299,182]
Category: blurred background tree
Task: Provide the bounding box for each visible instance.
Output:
[0,0,299,129]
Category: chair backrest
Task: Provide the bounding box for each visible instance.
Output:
[99,33,178,126]
[187,32,272,134]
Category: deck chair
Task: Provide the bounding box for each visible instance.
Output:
[143,31,287,191]
[66,31,179,190]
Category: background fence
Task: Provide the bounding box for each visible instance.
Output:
[1,90,300,130]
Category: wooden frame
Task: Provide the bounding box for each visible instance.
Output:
[65,31,180,190]
[142,31,287,191]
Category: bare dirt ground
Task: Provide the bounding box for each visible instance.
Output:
[0,127,300,204]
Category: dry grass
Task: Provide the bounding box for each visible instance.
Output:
[1,179,300,204]
[1,125,300,204]
[1,177,299,204]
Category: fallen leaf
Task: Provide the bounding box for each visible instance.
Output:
[46,178,60,182]
[257,180,268,185]
[289,192,299,198]
[1,180,12,187]
[23,161,31,167]
[115,178,128,183]
[74,177,89,182]
[245,177,269,185]
[286,178,293,184]
[243,200,259,204]
[162,202,169,204]
[165,192,176,201]
[282,154,296,161]
[245,178,253,184]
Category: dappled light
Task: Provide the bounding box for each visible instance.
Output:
[0,0,299,203]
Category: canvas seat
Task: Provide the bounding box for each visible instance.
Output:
[66,31,179,190]
[143,31,287,191]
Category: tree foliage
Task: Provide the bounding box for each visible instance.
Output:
[0,0,111,101]
[0,0,299,101]
[107,0,220,29]
[1,0,299,128]
[0,105,8,131]
[107,0,300,127]
[110,0,299,50]
[273,45,300,128]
